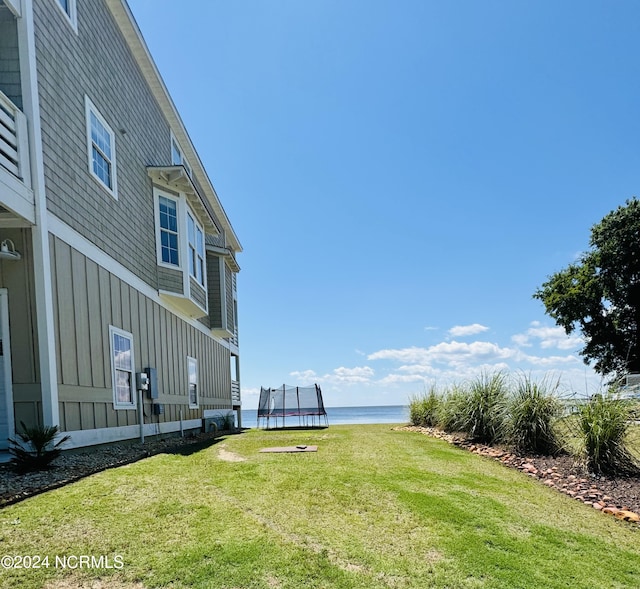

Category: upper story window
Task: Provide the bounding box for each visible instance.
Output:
[187,212,205,286]
[85,96,117,198]
[188,356,198,408]
[154,188,207,287]
[158,195,179,266]
[109,326,136,409]
[55,0,78,31]
[171,134,192,178]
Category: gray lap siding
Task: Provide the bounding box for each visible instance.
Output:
[34,0,165,289]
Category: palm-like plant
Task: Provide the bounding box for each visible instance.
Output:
[8,422,71,471]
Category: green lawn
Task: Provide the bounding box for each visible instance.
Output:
[1,425,639,589]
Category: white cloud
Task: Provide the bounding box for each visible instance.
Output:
[330,366,375,383]
[424,326,439,331]
[368,341,515,367]
[448,323,489,337]
[290,366,375,387]
[512,321,583,351]
[289,369,318,384]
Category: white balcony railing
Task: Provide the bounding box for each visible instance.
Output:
[0,91,30,187]
[231,380,241,405]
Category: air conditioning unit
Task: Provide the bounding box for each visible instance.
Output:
[625,373,640,387]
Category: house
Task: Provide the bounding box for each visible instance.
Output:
[0,0,242,449]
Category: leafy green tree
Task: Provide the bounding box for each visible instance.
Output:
[534,198,640,379]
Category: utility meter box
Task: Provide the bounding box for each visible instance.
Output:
[135,372,149,391]
[144,367,158,399]
[153,403,164,415]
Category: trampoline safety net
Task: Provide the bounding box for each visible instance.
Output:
[257,384,328,429]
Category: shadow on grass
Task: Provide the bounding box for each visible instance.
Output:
[164,435,224,456]
[258,426,329,432]
[0,431,241,508]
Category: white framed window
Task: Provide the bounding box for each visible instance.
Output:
[187,356,198,408]
[157,194,180,266]
[54,0,77,31]
[187,211,205,286]
[85,96,117,198]
[109,326,136,409]
[171,134,192,178]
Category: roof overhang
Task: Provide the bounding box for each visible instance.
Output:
[206,244,241,273]
[147,166,219,236]
[107,0,243,253]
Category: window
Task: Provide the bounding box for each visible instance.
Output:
[110,326,136,409]
[187,211,205,286]
[55,0,77,30]
[171,135,192,178]
[85,96,117,197]
[188,357,198,408]
[158,195,179,266]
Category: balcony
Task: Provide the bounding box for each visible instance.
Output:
[0,90,34,224]
[231,380,241,406]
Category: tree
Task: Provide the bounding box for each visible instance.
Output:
[534,198,640,379]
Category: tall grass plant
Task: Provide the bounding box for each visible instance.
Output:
[579,393,640,475]
[408,386,440,427]
[505,374,563,455]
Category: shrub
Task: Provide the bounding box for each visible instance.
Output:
[408,386,440,427]
[8,422,71,472]
[506,374,562,455]
[579,393,639,475]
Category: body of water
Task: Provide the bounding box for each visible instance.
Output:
[241,405,409,428]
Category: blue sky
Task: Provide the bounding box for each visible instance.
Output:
[127,1,640,408]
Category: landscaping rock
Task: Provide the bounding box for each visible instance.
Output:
[399,425,640,525]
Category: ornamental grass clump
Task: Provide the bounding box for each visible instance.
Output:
[437,384,468,433]
[457,371,509,444]
[437,372,509,443]
[579,393,640,475]
[506,374,563,456]
[408,386,440,427]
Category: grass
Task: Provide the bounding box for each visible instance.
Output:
[1,425,640,588]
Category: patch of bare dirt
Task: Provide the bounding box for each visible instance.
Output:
[217,444,246,462]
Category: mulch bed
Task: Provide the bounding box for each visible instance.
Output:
[399,426,640,525]
[0,431,224,508]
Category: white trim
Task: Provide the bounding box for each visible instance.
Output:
[187,355,198,408]
[4,0,21,17]
[109,325,136,410]
[62,419,203,449]
[46,212,232,348]
[85,95,118,199]
[170,131,192,178]
[21,1,60,427]
[187,208,206,288]
[153,189,181,270]
[0,290,15,449]
[53,0,78,34]
[106,0,242,253]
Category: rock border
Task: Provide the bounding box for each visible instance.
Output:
[399,425,640,525]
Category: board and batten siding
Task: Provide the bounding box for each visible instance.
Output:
[50,235,233,433]
[0,228,41,427]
